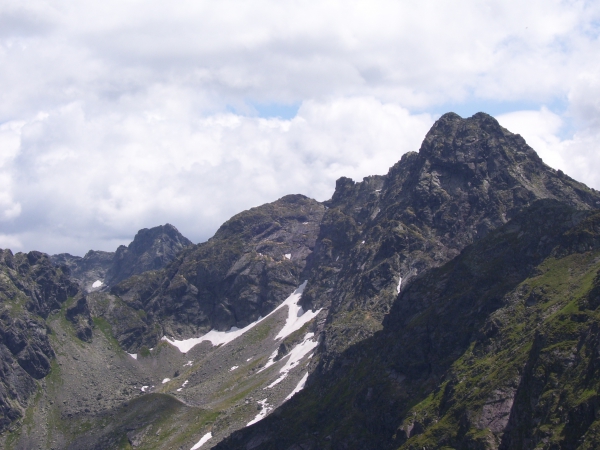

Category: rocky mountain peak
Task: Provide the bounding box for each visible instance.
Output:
[420,111,535,162]
[106,223,193,287]
[50,224,193,292]
[420,113,541,185]
[300,112,600,365]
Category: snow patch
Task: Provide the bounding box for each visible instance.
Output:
[183,360,193,367]
[140,386,149,392]
[397,276,402,294]
[247,399,272,426]
[92,280,103,288]
[265,333,318,388]
[163,281,311,352]
[162,378,171,384]
[246,357,252,362]
[190,432,212,450]
[284,253,291,260]
[230,365,239,371]
[258,349,279,373]
[127,353,137,360]
[285,372,309,401]
[275,287,321,341]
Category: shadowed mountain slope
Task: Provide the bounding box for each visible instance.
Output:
[0,250,79,433]
[216,200,600,450]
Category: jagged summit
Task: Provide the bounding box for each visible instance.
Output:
[396,111,590,208]
[51,223,193,291]
[301,110,600,362]
[107,223,193,286]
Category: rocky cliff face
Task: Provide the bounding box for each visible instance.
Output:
[0,250,79,433]
[51,250,114,292]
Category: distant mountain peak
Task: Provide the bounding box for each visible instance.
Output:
[107,224,193,286]
[51,224,193,291]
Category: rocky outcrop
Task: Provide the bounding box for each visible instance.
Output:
[0,249,80,433]
[65,293,93,342]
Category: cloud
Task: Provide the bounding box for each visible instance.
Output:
[497,103,600,191]
[2,97,432,255]
[2,0,599,115]
[1,0,599,254]
[496,107,566,170]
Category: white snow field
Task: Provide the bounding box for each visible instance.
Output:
[162,281,320,353]
[274,286,321,340]
[92,280,103,288]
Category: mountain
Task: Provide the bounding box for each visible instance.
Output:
[110,194,325,344]
[2,112,600,450]
[106,224,194,287]
[216,199,600,449]
[51,223,192,291]
[300,112,599,366]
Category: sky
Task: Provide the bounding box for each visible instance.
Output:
[1,0,599,255]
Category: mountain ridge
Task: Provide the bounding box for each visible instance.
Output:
[299,111,599,369]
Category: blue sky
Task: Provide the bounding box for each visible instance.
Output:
[250,103,301,120]
[0,0,599,255]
